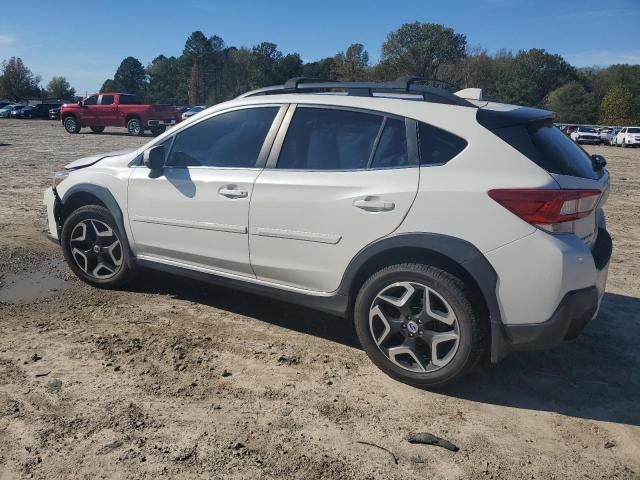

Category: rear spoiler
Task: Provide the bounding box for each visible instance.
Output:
[477,105,555,129]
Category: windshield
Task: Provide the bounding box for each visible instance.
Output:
[580,127,597,133]
[628,127,640,134]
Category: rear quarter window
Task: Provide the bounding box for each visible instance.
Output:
[418,122,468,166]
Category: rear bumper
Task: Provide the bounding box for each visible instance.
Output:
[147,119,176,127]
[491,228,612,360]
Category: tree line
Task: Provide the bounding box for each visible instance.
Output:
[2,22,639,124]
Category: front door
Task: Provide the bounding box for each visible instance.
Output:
[128,105,284,276]
[249,106,420,292]
[80,94,99,126]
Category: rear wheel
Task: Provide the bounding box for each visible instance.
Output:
[61,205,135,288]
[90,126,105,133]
[63,116,80,134]
[150,125,166,136]
[354,264,487,388]
[126,117,143,136]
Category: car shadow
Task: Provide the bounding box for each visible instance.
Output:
[129,271,639,426]
[81,131,155,138]
[443,292,640,426]
[129,269,360,348]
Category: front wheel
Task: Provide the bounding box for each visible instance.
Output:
[126,117,143,136]
[63,116,80,134]
[60,205,135,288]
[90,126,105,133]
[354,264,487,388]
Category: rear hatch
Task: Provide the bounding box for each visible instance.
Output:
[477,104,609,249]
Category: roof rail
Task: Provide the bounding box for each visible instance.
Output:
[238,76,475,108]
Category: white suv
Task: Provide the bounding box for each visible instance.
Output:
[43,78,612,387]
[614,126,640,147]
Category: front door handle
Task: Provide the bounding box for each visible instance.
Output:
[219,185,248,199]
[353,197,395,212]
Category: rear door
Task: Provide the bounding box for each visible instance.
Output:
[96,94,118,125]
[249,105,420,292]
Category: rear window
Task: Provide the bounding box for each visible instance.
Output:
[491,120,598,179]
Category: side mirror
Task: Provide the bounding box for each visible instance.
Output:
[77,100,84,107]
[591,154,607,172]
[143,145,166,170]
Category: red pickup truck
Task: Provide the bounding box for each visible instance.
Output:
[61,93,180,136]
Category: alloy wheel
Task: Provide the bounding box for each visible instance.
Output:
[369,281,460,373]
[69,219,123,279]
[64,117,77,132]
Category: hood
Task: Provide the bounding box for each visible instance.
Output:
[64,149,134,170]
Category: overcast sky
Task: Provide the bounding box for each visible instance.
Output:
[1,0,639,95]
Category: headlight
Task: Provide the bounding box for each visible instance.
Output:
[53,170,69,188]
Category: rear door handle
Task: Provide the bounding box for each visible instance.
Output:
[353,197,395,212]
[219,185,248,199]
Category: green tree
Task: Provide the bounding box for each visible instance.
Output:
[379,22,466,79]
[302,57,334,79]
[147,55,182,103]
[251,42,283,87]
[46,76,75,99]
[112,56,147,95]
[545,81,596,123]
[599,85,639,125]
[0,57,41,101]
[100,79,117,93]
[331,44,370,81]
[274,53,303,83]
[495,49,576,106]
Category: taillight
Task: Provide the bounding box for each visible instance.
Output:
[488,189,601,225]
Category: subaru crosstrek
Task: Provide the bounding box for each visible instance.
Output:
[43,78,612,387]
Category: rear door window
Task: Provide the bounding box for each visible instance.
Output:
[100,95,115,105]
[277,108,382,170]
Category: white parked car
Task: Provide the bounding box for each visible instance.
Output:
[614,126,640,147]
[570,126,601,144]
[181,105,206,121]
[43,78,612,387]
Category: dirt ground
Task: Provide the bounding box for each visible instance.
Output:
[0,119,638,480]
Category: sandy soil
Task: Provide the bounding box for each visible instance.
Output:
[0,119,638,479]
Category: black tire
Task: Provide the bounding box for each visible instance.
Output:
[60,205,135,289]
[354,263,487,388]
[126,117,143,136]
[63,115,80,134]
[90,126,105,133]
[150,125,166,136]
